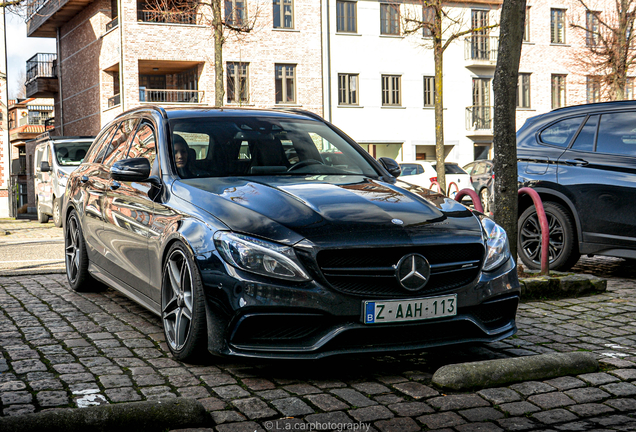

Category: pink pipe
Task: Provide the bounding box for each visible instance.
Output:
[447,182,459,196]
[518,187,549,275]
[429,180,441,192]
[454,188,484,213]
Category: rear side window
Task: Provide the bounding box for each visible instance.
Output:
[570,115,598,152]
[596,111,636,156]
[127,122,157,166]
[443,164,468,174]
[540,117,584,147]
[89,123,119,164]
[102,119,140,167]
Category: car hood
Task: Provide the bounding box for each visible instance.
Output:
[173,175,484,246]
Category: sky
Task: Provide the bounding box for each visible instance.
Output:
[5,10,56,99]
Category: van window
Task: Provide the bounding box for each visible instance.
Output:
[54,142,93,166]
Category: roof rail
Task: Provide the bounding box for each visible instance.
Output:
[271,107,325,122]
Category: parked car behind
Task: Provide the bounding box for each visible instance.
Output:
[33,133,94,227]
[398,161,474,196]
[463,159,494,214]
[518,100,636,271]
[64,106,519,362]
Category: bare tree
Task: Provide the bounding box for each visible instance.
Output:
[143,0,259,106]
[14,69,27,100]
[570,0,636,100]
[492,0,526,263]
[402,1,497,194]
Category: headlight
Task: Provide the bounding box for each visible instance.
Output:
[480,217,510,271]
[214,232,310,282]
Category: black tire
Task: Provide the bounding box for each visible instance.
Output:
[161,242,208,363]
[37,200,49,223]
[518,201,580,271]
[479,188,490,214]
[65,210,96,291]
[53,198,62,228]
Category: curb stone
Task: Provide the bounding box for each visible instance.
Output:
[519,273,607,299]
[432,352,599,391]
[0,398,211,432]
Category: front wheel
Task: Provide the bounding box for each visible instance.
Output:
[161,242,208,363]
[517,202,580,271]
[65,210,95,291]
[37,200,49,223]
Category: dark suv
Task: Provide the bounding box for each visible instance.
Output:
[517,100,636,271]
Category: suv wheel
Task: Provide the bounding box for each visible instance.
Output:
[52,198,62,228]
[518,202,580,271]
[37,200,49,224]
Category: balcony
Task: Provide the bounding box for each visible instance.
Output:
[137,9,197,24]
[25,53,59,98]
[465,105,493,138]
[108,94,121,108]
[139,88,204,103]
[464,36,498,67]
[27,0,94,37]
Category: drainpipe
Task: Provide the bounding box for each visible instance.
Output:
[56,28,64,135]
[3,11,12,217]
[325,0,332,122]
[118,0,125,111]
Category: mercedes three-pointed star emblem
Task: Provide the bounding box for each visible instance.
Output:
[395,253,431,291]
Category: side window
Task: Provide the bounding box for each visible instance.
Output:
[473,163,486,175]
[400,164,419,176]
[539,117,584,147]
[571,115,599,152]
[127,122,157,166]
[463,163,475,175]
[596,111,636,156]
[102,119,140,167]
[85,124,117,164]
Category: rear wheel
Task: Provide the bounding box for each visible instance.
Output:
[52,198,62,228]
[37,200,49,223]
[161,242,208,363]
[517,202,580,271]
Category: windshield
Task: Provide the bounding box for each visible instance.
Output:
[432,163,469,175]
[54,142,92,166]
[169,116,379,178]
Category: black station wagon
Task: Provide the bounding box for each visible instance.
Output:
[64,106,520,362]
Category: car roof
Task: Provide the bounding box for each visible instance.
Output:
[526,100,636,125]
[118,106,324,122]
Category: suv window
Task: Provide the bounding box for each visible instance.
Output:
[86,124,117,163]
[571,115,598,152]
[127,122,157,165]
[596,111,636,156]
[399,163,422,176]
[102,119,140,167]
[540,117,584,147]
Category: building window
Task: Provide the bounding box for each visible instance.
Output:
[381,75,401,106]
[523,7,530,42]
[551,9,565,44]
[380,3,400,35]
[423,76,435,107]
[338,73,358,105]
[273,0,293,29]
[225,0,246,27]
[627,78,634,100]
[275,64,296,103]
[586,11,600,46]
[586,76,601,103]
[227,62,249,103]
[422,6,434,37]
[336,1,356,33]
[551,74,567,108]
[516,73,531,108]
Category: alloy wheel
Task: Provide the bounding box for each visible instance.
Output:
[519,210,565,266]
[65,216,81,283]
[162,249,194,351]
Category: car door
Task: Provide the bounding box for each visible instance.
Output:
[101,120,157,299]
[557,111,636,248]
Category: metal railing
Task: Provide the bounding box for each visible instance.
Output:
[106,17,119,31]
[26,0,49,21]
[18,115,52,126]
[26,53,57,84]
[137,9,197,24]
[108,94,121,108]
[139,88,204,103]
[464,36,499,62]
[465,105,493,130]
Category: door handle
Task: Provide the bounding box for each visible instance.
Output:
[110,181,121,191]
[80,175,89,183]
[564,159,589,167]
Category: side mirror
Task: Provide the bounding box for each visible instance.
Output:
[110,158,152,182]
[379,157,402,178]
[40,161,51,173]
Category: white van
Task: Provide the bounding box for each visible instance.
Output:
[33,133,94,226]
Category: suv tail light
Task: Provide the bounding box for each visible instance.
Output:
[430,176,437,183]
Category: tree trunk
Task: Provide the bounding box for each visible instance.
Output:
[212,0,224,106]
[434,36,446,194]
[493,0,526,262]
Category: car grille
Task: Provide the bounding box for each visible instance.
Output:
[316,244,484,298]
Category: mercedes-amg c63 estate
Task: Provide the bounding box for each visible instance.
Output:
[63,106,520,362]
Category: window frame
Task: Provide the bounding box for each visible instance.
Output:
[273,0,294,29]
[516,73,531,109]
[523,6,530,42]
[551,74,567,109]
[586,76,601,103]
[550,8,566,44]
[225,0,247,27]
[227,62,249,104]
[338,73,359,106]
[586,11,600,47]
[336,0,357,33]
[423,76,435,107]
[381,74,401,106]
[275,64,297,104]
[380,3,400,36]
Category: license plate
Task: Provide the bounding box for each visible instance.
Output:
[363,294,457,324]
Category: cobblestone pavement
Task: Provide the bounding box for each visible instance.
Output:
[2,245,636,430]
[0,219,64,275]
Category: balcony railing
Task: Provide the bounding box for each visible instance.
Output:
[18,115,53,127]
[106,17,119,31]
[464,36,499,62]
[26,53,57,84]
[139,88,204,103]
[108,94,121,108]
[137,9,197,24]
[26,0,49,21]
[466,106,493,130]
